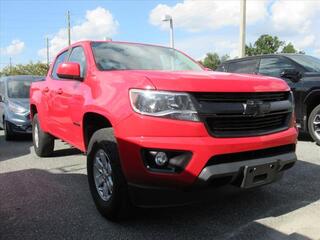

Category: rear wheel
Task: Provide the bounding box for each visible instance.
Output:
[87,128,131,221]
[32,114,54,157]
[3,119,14,141]
[308,104,320,145]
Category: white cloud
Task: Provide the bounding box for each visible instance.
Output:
[38,7,118,60]
[150,0,320,58]
[299,35,316,48]
[271,0,320,34]
[149,0,269,32]
[1,39,25,56]
[176,35,238,60]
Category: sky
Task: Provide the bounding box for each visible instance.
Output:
[1,0,320,69]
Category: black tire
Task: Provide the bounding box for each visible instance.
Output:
[308,104,320,145]
[87,128,131,221]
[3,119,14,141]
[32,114,54,157]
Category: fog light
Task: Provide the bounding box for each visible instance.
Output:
[154,152,168,166]
[142,149,192,173]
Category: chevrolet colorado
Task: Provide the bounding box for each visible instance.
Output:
[30,41,298,220]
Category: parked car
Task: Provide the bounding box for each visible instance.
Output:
[30,41,297,220]
[0,75,44,140]
[217,54,320,145]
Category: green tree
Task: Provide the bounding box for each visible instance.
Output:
[0,62,49,76]
[246,34,284,56]
[201,53,229,70]
[281,42,298,54]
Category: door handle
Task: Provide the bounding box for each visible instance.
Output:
[57,88,63,95]
[42,87,49,93]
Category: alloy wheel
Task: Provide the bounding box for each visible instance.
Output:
[93,149,113,201]
[313,112,320,140]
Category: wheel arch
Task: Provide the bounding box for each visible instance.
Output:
[304,89,320,119]
[30,104,38,120]
[82,112,113,151]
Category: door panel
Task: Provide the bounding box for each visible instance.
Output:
[258,57,303,123]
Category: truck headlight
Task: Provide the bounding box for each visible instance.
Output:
[8,101,28,115]
[129,89,199,121]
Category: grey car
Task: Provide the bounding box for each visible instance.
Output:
[0,75,44,140]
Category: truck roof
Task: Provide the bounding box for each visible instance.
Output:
[222,53,307,64]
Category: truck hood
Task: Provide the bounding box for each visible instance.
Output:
[125,70,290,92]
[9,98,30,111]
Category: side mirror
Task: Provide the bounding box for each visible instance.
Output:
[280,69,302,83]
[57,62,82,80]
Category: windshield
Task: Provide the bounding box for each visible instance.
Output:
[287,55,320,72]
[91,42,203,71]
[7,80,32,98]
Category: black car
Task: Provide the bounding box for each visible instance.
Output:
[0,75,44,140]
[217,54,320,145]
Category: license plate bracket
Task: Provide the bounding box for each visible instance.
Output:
[241,162,278,189]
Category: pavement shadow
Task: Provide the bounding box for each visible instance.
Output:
[51,147,82,157]
[1,159,319,240]
[0,131,82,161]
[0,131,33,162]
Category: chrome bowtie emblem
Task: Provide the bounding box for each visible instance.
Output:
[243,100,271,116]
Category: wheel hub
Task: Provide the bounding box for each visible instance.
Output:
[34,124,39,148]
[313,113,320,140]
[93,149,113,201]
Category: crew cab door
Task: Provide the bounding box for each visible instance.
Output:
[47,46,87,148]
[60,46,87,147]
[257,57,304,121]
[46,50,69,138]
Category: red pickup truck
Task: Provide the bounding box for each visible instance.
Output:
[30,41,298,220]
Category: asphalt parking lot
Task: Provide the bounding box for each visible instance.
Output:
[0,130,319,240]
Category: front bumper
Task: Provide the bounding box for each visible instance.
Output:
[5,111,31,134]
[116,113,298,189]
[7,120,32,134]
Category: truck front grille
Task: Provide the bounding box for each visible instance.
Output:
[192,92,289,102]
[191,92,292,138]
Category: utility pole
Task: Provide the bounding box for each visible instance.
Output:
[46,37,50,67]
[239,0,246,58]
[9,57,12,73]
[169,18,174,48]
[162,15,174,48]
[67,10,71,46]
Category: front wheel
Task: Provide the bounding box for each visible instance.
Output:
[87,128,131,221]
[32,114,54,157]
[308,104,320,145]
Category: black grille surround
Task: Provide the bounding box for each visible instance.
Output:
[191,92,293,138]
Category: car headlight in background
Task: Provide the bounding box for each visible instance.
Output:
[8,101,29,115]
[129,89,200,121]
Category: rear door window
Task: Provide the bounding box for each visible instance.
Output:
[228,59,259,74]
[258,57,296,77]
